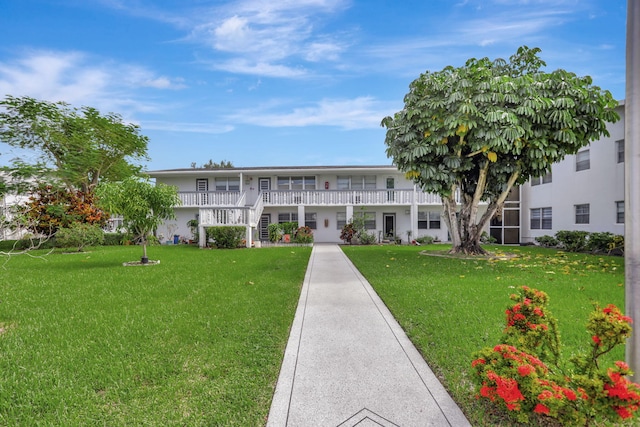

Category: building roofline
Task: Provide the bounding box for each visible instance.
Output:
[146,165,399,176]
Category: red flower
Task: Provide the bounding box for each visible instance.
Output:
[518,364,535,377]
[533,307,544,317]
[615,361,630,371]
[534,403,550,414]
[592,335,601,346]
[538,390,554,400]
[562,388,577,401]
[472,358,486,367]
[614,406,633,419]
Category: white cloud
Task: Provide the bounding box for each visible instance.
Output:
[142,121,234,134]
[0,50,185,114]
[227,97,392,130]
[211,59,308,78]
[185,0,350,77]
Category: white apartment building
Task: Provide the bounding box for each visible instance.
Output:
[148,166,484,247]
[519,102,625,243]
[148,103,625,248]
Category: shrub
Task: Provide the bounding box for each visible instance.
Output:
[206,226,245,249]
[103,233,126,246]
[480,231,497,244]
[358,231,377,245]
[555,230,589,252]
[535,235,558,248]
[56,223,104,252]
[340,222,356,244]
[267,223,283,242]
[587,232,624,255]
[472,286,640,425]
[415,235,434,245]
[293,226,314,244]
[586,232,615,253]
[281,222,298,236]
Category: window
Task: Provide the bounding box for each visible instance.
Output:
[418,211,441,229]
[531,207,552,230]
[336,175,376,190]
[278,212,298,223]
[616,201,625,223]
[542,208,552,229]
[277,176,316,190]
[575,204,590,224]
[530,171,552,186]
[354,211,376,229]
[305,212,317,229]
[576,150,590,171]
[616,139,625,163]
[337,212,347,228]
[215,177,240,191]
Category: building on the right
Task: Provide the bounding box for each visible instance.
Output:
[517,101,626,244]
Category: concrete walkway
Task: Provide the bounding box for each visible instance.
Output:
[267,244,471,427]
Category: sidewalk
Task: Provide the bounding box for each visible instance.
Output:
[267,244,471,427]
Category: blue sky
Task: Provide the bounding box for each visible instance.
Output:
[0,0,627,171]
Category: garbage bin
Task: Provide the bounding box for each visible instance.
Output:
[173,235,179,244]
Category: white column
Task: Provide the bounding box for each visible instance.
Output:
[626,0,640,377]
[245,226,252,248]
[346,205,354,222]
[298,205,306,227]
[199,225,206,248]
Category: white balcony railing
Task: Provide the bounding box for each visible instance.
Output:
[181,188,459,211]
[178,191,242,207]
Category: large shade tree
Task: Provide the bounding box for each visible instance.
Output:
[382,46,619,255]
[96,177,180,264]
[0,95,149,194]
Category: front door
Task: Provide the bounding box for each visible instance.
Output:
[384,213,396,238]
[259,178,271,203]
[259,214,271,241]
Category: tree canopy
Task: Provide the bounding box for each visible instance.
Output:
[382,46,619,254]
[190,159,234,169]
[0,95,149,194]
[96,177,180,263]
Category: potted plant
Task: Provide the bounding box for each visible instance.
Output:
[281,221,298,243]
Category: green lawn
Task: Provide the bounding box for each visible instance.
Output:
[342,244,626,426]
[1,243,628,426]
[0,245,311,426]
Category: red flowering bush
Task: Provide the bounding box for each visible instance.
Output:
[472,286,640,425]
[503,286,560,366]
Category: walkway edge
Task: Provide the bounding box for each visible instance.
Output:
[267,246,315,427]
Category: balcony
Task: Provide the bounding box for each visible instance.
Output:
[177,189,451,209]
[178,191,243,207]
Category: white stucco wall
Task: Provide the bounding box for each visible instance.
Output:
[520,105,625,242]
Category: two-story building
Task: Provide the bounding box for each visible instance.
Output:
[148,166,494,246]
[148,102,626,248]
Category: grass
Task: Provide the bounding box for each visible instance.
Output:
[342,244,626,426]
[0,244,312,426]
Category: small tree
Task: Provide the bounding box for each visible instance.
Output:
[382,46,619,254]
[96,177,180,263]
